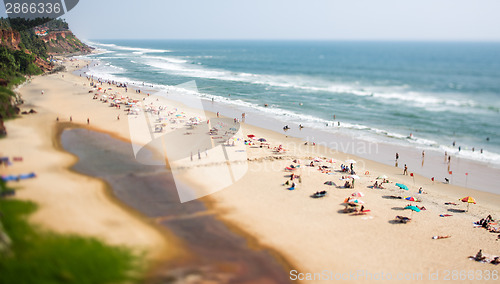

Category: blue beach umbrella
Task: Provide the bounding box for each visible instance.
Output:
[396,183,409,190]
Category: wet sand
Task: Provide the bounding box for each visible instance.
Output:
[61,128,292,284]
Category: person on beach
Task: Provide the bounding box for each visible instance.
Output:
[70,116,72,122]
[491,257,500,265]
[41,90,44,95]
[444,151,448,162]
[473,250,486,261]
[396,152,399,161]
[117,115,120,120]
[403,164,408,175]
[432,235,451,239]
[87,118,90,125]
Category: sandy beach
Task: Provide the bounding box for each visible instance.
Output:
[1,57,499,283]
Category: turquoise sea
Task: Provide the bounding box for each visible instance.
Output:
[81,40,500,168]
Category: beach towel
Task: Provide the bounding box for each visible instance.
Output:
[1,172,36,182]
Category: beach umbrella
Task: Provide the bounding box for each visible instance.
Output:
[349,175,360,180]
[404,196,418,202]
[258,138,267,142]
[404,205,421,212]
[396,183,409,190]
[247,134,256,139]
[314,157,323,162]
[176,114,183,117]
[460,196,476,212]
[352,192,365,197]
[345,159,357,164]
[377,175,388,179]
[324,181,335,186]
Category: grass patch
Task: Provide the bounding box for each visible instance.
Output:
[0,181,143,284]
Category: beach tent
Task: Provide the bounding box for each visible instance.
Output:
[345,159,357,164]
[404,196,418,202]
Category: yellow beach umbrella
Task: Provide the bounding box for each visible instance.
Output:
[459,196,476,211]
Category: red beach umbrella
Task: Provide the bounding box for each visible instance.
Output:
[460,196,476,212]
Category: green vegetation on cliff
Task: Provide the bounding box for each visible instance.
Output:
[1,18,90,122]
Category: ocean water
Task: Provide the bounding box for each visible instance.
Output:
[81,40,500,168]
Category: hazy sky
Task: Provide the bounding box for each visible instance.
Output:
[2,0,500,41]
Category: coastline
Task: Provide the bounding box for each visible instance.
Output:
[2,56,499,283]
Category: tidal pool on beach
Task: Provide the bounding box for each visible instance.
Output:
[61,128,291,283]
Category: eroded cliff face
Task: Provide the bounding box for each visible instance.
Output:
[40,30,93,54]
[0,29,21,50]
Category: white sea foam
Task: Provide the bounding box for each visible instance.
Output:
[134,54,496,115]
[81,43,500,167]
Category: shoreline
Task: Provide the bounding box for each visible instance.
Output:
[78,47,500,195]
